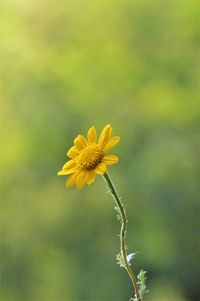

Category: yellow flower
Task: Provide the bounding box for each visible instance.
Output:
[58,124,120,189]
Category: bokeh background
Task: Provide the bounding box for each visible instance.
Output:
[1,1,198,301]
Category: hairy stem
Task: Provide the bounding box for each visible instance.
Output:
[103,172,141,301]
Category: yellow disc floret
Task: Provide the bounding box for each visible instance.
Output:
[77,144,104,170]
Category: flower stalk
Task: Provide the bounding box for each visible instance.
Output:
[103,172,141,301]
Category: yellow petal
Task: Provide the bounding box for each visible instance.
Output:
[76,170,89,189]
[103,136,120,153]
[67,146,79,158]
[87,126,97,144]
[87,170,96,185]
[102,155,119,165]
[95,162,107,174]
[66,173,77,188]
[74,135,87,150]
[57,165,77,175]
[98,124,113,149]
[62,160,76,170]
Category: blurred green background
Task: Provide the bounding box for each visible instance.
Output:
[1,1,198,300]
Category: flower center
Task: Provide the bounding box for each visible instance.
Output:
[77,144,104,170]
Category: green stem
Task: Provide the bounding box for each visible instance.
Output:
[103,172,141,301]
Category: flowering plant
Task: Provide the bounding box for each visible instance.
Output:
[58,125,148,301]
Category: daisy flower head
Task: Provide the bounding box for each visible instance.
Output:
[57,124,120,189]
